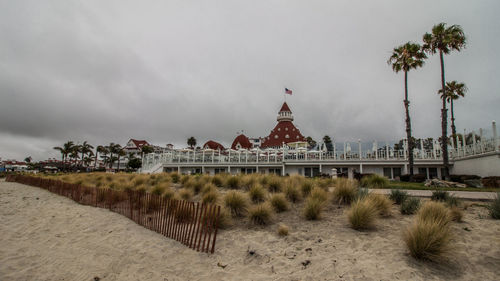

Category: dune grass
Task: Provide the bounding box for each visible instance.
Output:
[348,198,378,230]
[248,203,273,225]
[269,193,289,213]
[332,178,358,204]
[224,190,248,217]
[360,174,389,188]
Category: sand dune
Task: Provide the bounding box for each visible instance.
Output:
[1,180,499,281]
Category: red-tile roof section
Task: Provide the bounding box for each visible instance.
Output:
[261,102,305,148]
[280,102,291,112]
[203,140,225,150]
[231,134,253,150]
[130,139,150,148]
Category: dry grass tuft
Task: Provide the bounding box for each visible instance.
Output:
[224,191,248,217]
[310,187,328,203]
[248,203,273,225]
[202,190,219,204]
[417,201,451,226]
[348,198,378,230]
[269,193,289,213]
[303,197,324,220]
[249,184,267,203]
[178,188,193,201]
[448,206,463,222]
[332,178,358,204]
[366,193,392,217]
[277,224,289,236]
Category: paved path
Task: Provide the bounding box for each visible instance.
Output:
[370,188,498,201]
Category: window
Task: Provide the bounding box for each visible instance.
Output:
[285,134,289,139]
[383,168,392,178]
[275,135,278,139]
[285,127,288,131]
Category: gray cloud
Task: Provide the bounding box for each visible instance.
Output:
[1,0,499,161]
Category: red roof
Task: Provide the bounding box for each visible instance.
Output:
[261,121,305,148]
[280,102,291,112]
[231,134,253,150]
[203,140,225,150]
[129,139,150,148]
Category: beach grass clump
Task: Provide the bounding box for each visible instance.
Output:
[151,183,169,196]
[248,203,273,225]
[404,217,452,261]
[133,177,146,187]
[445,195,461,208]
[249,184,267,203]
[224,191,248,217]
[366,193,392,217]
[332,178,358,204]
[174,204,194,223]
[417,201,451,226]
[401,197,421,215]
[357,187,369,199]
[431,190,449,202]
[389,189,409,205]
[310,187,328,203]
[267,178,283,193]
[179,188,193,201]
[348,198,378,230]
[303,197,324,220]
[284,183,301,203]
[180,175,190,185]
[162,188,176,200]
[448,206,463,222]
[242,175,258,190]
[217,207,233,229]
[170,173,180,183]
[269,193,289,213]
[277,224,289,236]
[489,193,500,219]
[300,180,314,196]
[201,183,217,195]
[192,180,204,194]
[225,176,241,189]
[360,174,389,188]
[202,190,219,204]
[211,175,224,187]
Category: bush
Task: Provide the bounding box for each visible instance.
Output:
[360,174,389,188]
[162,188,175,200]
[404,217,452,261]
[216,207,233,229]
[431,190,449,202]
[277,224,289,236]
[366,194,392,217]
[401,197,420,215]
[224,191,248,217]
[211,175,224,187]
[202,190,218,204]
[489,193,500,219]
[310,187,328,203]
[170,173,180,183]
[303,197,324,220]
[180,175,190,185]
[248,203,273,225]
[269,193,289,213]
[284,184,301,203]
[448,207,463,222]
[225,176,241,189]
[332,178,358,204]
[179,188,193,201]
[249,184,267,203]
[267,178,283,193]
[300,181,314,196]
[389,190,409,205]
[418,201,451,226]
[201,183,217,195]
[348,198,378,230]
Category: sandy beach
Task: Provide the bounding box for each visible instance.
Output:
[1,179,499,281]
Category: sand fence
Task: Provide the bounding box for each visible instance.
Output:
[5,174,221,254]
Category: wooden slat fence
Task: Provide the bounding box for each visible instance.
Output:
[5,174,221,253]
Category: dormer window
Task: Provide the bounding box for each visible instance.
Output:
[275,135,278,139]
[285,134,289,139]
[285,127,288,131]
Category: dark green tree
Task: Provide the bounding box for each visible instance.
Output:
[438,81,467,137]
[187,137,197,149]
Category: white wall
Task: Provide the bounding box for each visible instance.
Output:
[451,154,500,177]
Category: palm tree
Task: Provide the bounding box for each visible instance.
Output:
[53,141,75,171]
[94,145,108,170]
[423,23,466,179]
[79,141,94,167]
[388,42,427,178]
[438,81,467,137]
[107,143,122,169]
[187,137,197,149]
[140,145,154,160]
[116,149,126,171]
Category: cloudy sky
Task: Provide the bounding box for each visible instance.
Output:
[1,0,499,161]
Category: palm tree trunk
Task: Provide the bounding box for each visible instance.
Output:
[117,156,120,172]
[404,71,414,178]
[440,50,449,180]
[94,151,98,170]
[450,99,456,137]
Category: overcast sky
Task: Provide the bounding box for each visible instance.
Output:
[1,0,499,161]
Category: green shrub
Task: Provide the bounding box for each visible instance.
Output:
[225,176,241,189]
[248,203,273,225]
[249,184,267,203]
[277,224,289,236]
[360,174,389,188]
[348,198,378,230]
[179,188,193,201]
[366,194,392,217]
[269,193,289,213]
[300,181,314,196]
[303,197,324,220]
[389,189,409,205]
[401,197,420,215]
[202,190,218,204]
[310,187,328,203]
[332,178,358,204]
[224,191,248,217]
[403,217,452,261]
[431,190,449,202]
[488,193,500,219]
[284,184,301,203]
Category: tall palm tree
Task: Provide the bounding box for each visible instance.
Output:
[438,81,467,137]
[388,42,427,178]
[79,141,94,167]
[423,23,466,179]
[53,141,75,171]
[187,137,197,149]
[94,145,108,170]
[116,149,126,172]
[107,143,122,169]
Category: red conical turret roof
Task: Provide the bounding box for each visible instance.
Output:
[279,102,291,112]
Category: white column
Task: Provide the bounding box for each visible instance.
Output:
[228,149,231,162]
[212,150,214,163]
[218,149,221,163]
[343,142,346,159]
[472,131,477,154]
[333,142,336,160]
[238,151,241,163]
[305,150,308,160]
[420,138,424,159]
[462,129,467,155]
[456,135,461,157]
[202,150,205,162]
[403,139,407,160]
[493,121,499,152]
[432,140,436,159]
[480,128,485,153]
[257,149,259,163]
[193,150,196,163]
[245,150,248,163]
[358,139,362,160]
[386,142,389,160]
[359,163,363,174]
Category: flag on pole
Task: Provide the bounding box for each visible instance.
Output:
[285,88,292,95]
